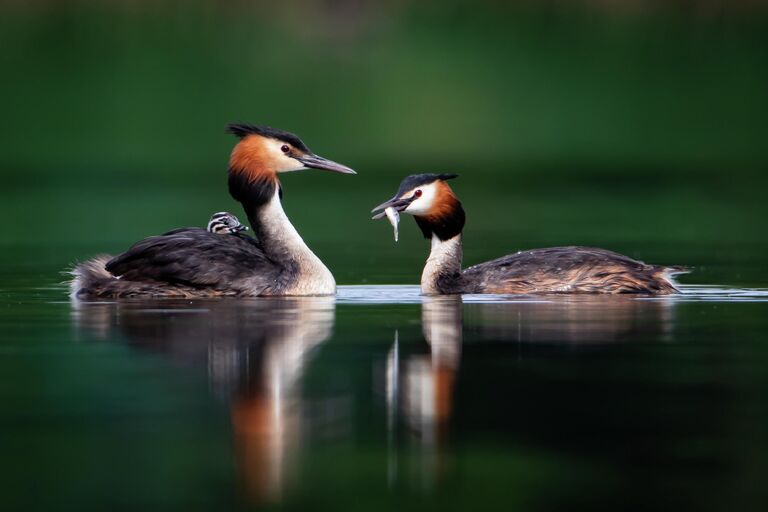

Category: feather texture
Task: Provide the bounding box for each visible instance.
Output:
[69,229,282,298]
[462,246,682,294]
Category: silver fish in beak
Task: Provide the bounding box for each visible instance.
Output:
[384,206,400,242]
[372,193,415,242]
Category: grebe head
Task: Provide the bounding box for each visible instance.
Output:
[207,211,248,234]
[226,123,356,177]
[371,173,465,241]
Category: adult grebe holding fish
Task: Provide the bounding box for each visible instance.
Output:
[372,173,687,295]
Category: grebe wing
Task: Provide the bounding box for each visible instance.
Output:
[105,228,277,290]
[160,227,198,236]
[464,246,676,294]
[160,227,262,248]
[467,247,649,272]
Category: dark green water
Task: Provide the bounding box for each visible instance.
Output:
[2,283,768,511]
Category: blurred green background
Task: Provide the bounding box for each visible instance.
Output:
[1,0,767,287]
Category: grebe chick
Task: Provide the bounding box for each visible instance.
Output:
[71,123,355,298]
[372,174,688,295]
[207,211,248,234]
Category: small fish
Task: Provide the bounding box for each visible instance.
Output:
[384,206,400,242]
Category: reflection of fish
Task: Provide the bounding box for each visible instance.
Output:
[385,206,400,242]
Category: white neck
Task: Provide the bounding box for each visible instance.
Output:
[254,189,336,295]
[421,234,463,294]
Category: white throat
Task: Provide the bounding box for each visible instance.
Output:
[256,189,336,295]
[421,234,463,294]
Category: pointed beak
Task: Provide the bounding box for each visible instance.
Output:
[295,153,356,175]
[234,225,248,232]
[371,195,415,219]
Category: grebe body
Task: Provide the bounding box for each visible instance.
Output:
[70,124,355,298]
[373,174,686,295]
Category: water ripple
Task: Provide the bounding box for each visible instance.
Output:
[337,284,768,304]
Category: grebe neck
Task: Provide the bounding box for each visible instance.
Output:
[421,234,464,295]
[246,188,335,295]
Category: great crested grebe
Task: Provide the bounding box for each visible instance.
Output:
[372,174,687,295]
[70,123,355,298]
[207,211,248,234]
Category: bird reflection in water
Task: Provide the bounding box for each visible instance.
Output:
[73,292,677,500]
[72,297,335,504]
[384,296,463,489]
[383,294,676,489]
[468,295,676,345]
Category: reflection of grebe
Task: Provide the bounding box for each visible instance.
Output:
[383,294,677,488]
[385,296,462,487]
[417,296,462,427]
[469,295,676,345]
[385,297,462,436]
[73,297,335,503]
[70,124,355,299]
[372,174,688,295]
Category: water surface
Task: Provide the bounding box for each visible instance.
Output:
[2,281,768,511]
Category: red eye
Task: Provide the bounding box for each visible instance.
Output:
[414,189,422,198]
[281,145,290,153]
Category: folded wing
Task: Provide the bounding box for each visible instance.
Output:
[106,228,279,293]
[464,246,680,294]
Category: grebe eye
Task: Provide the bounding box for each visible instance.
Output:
[281,145,290,153]
[414,189,422,198]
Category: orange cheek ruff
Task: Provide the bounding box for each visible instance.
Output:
[229,136,279,183]
[413,182,466,241]
[421,182,461,224]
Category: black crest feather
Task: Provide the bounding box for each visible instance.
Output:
[225,123,311,153]
[395,173,458,196]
